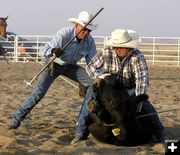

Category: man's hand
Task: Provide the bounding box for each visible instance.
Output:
[97,73,111,79]
[51,48,64,58]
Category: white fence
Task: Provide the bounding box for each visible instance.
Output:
[140,37,180,66]
[0,35,180,66]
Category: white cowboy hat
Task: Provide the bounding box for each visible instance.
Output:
[69,11,98,31]
[105,29,140,48]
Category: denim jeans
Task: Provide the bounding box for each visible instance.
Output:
[74,86,94,138]
[142,101,164,138]
[11,62,93,128]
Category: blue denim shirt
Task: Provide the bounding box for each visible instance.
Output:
[39,27,97,65]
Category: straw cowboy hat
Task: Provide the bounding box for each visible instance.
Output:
[69,11,98,31]
[105,29,140,48]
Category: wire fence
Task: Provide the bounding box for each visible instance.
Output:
[0,35,180,66]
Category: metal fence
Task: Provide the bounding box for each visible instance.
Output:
[139,37,180,66]
[0,35,180,66]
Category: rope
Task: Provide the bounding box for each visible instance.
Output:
[136,108,178,119]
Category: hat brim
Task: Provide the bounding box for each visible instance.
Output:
[105,30,140,48]
[69,18,98,31]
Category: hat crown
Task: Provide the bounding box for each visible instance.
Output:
[78,11,92,24]
[105,29,139,48]
[68,11,98,30]
[111,29,131,44]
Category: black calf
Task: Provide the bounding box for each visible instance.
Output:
[87,75,154,146]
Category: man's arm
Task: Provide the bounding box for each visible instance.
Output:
[86,51,104,79]
[134,54,149,95]
[39,27,72,57]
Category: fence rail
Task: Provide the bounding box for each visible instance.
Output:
[0,35,180,66]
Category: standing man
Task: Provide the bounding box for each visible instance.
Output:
[18,43,26,61]
[9,11,98,132]
[72,29,164,144]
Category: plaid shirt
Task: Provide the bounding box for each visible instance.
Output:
[86,48,149,95]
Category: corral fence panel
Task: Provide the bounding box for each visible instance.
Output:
[0,35,180,66]
[140,37,180,66]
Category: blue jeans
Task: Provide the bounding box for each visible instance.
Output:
[11,62,93,129]
[74,86,94,138]
[142,101,164,139]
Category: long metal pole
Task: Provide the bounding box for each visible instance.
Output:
[24,8,104,87]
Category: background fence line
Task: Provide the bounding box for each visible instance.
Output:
[0,35,180,66]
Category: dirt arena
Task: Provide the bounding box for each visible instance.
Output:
[0,62,179,155]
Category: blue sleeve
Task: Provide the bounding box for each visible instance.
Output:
[39,27,70,57]
[85,37,97,64]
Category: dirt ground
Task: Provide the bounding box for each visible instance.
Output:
[0,62,179,155]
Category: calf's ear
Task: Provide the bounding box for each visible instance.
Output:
[93,78,106,94]
[135,94,149,104]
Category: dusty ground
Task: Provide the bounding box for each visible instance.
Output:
[0,62,180,155]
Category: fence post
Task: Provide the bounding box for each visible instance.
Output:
[178,38,180,66]
[36,36,39,61]
[14,35,19,62]
[152,37,155,65]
